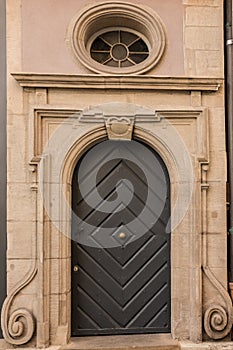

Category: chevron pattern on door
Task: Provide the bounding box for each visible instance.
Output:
[71,140,171,336]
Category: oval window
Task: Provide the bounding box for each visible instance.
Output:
[67,2,166,74]
[90,29,149,68]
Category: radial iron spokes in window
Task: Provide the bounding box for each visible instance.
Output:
[90,30,149,68]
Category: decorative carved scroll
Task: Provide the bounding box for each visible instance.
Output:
[201,164,233,340]
[1,264,37,345]
[203,266,233,340]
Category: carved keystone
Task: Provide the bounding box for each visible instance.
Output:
[105,117,134,141]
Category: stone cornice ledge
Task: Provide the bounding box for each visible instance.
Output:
[11,73,222,91]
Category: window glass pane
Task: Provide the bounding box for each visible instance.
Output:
[129,39,148,53]
[90,30,149,68]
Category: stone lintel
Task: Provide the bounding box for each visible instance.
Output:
[11,73,222,92]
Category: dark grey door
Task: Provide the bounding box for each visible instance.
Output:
[71,140,170,336]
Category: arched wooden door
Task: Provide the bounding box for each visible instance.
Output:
[71,140,171,336]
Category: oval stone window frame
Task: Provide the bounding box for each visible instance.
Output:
[66,1,166,75]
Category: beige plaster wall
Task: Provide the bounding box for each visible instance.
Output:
[21,0,224,78]
[21,0,184,76]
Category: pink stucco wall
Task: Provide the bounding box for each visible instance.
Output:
[21,0,184,75]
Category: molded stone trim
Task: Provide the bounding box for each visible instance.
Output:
[12,73,222,91]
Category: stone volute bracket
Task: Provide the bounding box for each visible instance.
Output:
[0,264,37,345]
[203,266,233,340]
[1,167,37,346]
[201,163,233,340]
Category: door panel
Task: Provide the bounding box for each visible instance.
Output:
[71,140,170,336]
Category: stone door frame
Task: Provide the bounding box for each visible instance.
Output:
[2,75,232,348]
[36,103,205,346]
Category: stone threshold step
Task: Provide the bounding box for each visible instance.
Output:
[60,334,180,350]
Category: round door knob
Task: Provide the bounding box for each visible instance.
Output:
[73,265,79,272]
[119,232,126,239]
